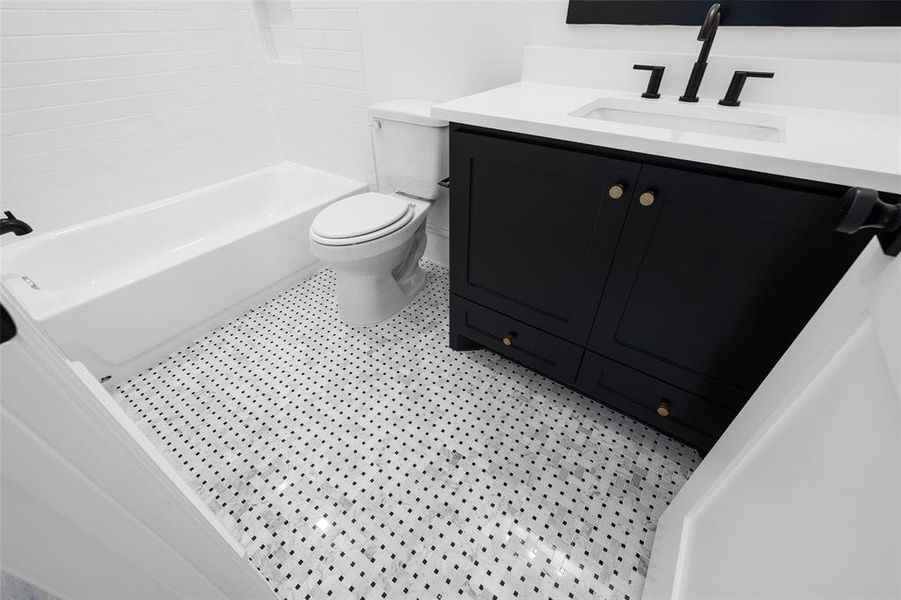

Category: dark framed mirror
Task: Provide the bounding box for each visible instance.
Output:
[567,1,901,27]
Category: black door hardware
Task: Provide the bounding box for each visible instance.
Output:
[680,2,720,102]
[718,71,775,107]
[1,211,33,237]
[633,65,665,99]
[437,177,451,189]
[1,304,17,344]
[836,187,901,257]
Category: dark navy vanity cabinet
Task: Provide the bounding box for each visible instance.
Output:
[449,131,637,344]
[448,124,873,449]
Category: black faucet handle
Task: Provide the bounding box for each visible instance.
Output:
[719,71,774,107]
[633,64,665,99]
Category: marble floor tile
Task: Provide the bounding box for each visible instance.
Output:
[114,261,700,600]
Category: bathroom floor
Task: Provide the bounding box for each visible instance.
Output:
[114,261,699,600]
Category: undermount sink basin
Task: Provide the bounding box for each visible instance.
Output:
[571,97,786,142]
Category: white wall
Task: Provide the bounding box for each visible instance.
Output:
[358,0,901,106]
[259,0,375,186]
[0,0,280,233]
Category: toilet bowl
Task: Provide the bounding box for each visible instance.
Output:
[310,193,431,325]
[309,99,448,326]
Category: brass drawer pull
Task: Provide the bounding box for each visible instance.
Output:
[608,183,625,199]
[502,332,515,346]
[656,400,671,417]
[639,190,656,206]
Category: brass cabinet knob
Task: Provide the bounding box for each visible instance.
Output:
[502,332,515,346]
[656,400,671,417]
[639,190,656,206]
[608,183,625,199]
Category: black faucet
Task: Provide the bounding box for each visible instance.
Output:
[679,3,721,103]
[1,211,33,236]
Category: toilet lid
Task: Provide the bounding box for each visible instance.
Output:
[312,193,412,239]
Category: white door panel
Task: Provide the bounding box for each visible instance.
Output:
[0,287,276,600]
[2,470,178,600]
[644,240,900,600]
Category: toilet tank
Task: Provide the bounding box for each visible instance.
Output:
[369,99,449,200]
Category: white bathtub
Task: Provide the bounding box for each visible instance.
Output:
[2,162,368,383]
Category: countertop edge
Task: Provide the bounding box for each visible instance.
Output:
[432,106,901,195]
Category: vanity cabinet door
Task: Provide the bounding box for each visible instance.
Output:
[450,130,640,344]
[588,165,873,409]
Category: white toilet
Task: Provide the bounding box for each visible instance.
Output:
[310,99,449,326]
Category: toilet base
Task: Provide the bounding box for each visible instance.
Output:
[332,224,428,326]
[335,265,427,326]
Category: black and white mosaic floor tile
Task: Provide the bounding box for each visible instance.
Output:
[115,261,700,600]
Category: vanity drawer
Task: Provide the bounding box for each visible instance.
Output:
[451,295,583,384]
[575,351,737,449]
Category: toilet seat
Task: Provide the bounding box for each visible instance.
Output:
[311,193,415,246]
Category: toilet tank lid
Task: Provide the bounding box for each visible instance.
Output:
[369,99,448,128]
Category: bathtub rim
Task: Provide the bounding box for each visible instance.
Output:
[2,162,369,320]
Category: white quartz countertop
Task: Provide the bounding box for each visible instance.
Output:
[432,82,901,193]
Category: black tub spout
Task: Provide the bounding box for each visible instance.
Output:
[1,211,33,236]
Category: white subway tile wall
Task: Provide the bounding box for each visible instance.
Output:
[1,0,282,232]
[263,0,376,187]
